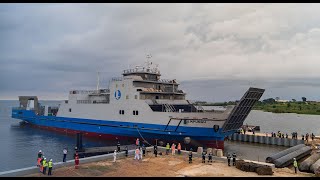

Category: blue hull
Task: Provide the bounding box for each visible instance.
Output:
[12,109,235,149]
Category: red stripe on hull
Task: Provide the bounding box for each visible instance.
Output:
[29,124,137,142]
[28,124,225,150]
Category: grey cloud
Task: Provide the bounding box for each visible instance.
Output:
[1,4,320,101]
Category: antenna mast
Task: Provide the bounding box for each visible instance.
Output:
[96,72,100,91]
[146,54,152,69]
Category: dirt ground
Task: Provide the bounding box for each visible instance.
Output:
[25,152,315,177]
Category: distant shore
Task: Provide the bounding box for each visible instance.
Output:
[252,102,320,115]
[200,102,320,115]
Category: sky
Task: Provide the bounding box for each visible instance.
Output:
[1,3,320,102]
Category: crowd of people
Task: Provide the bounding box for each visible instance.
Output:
[268,131,316,143]
[36,147,80,176]
[239,128,317,143]
[36,133,316,176]
[36,150,54,176]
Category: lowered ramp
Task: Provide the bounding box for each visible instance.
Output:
[222,87,265,132]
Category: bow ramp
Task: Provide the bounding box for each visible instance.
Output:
[222,87,265,132]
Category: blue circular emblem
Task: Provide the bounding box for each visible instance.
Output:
[114,90,121,100]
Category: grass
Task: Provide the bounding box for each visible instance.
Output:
[252,102,320,115]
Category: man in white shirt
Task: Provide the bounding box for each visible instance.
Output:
[63,148,68,162]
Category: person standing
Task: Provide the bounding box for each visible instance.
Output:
[306,133,309,143]
[125,146,128,157]
[232,153,237,166]
[42,158,47,175]
[293,158,298,173]
[142,144,146,157]
[48,159,53,176]
[136,138,140,146]
[208,152,212,163]
[117,141,121,152]
[227,153,231,166]
[74,153,79,169]
[177,143,181,155]
[154,145,158,157]
[39,156,44,173]
[134,147,140,160]
[171,143,176,155]
[113,150,117,162]
[166,143,170,155]
[63,148,68,162]
[37,150,42,167]
[202,151,206,163]
[139,146,143,160]
[286,133,288,138]
[188,151,192,164]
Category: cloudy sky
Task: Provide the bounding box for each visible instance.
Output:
[1,3,320,102]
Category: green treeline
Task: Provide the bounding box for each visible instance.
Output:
[195,97,320,115]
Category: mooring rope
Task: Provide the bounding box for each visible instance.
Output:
[136,127,153,146]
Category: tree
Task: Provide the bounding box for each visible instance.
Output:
[263,98,276,104]
[287,103,291,108]
[292,99,296,102]
[302,97,307,102]
[275,97,280,101]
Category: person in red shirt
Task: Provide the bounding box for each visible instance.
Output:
[177,143,181,155]
[74,153,79,169]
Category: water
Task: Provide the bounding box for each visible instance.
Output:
[245,110,320,135]
[1,102,320,172]
[0,100,126,172]
[205,106,320,135]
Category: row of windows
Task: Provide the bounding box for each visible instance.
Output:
[68,108,138,115]
[115,84,125,88]
[119,110,139,115]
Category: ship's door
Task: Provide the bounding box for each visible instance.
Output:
[221,87,265,133]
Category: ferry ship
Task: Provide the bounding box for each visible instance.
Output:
[11,61,264,150]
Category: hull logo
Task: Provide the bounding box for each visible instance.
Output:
[114,90,121,100]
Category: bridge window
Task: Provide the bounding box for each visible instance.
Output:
[69,108,72,112]
[133,110,139,115]
[119,110,125,115]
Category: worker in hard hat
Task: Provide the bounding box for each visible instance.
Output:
[166,143,170,155]
[37,150,42,167]
[39,156,44,173]
[48,159,53,176]
[42,158,47,175]
[227,153,231,166]
[293,158,298,173]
